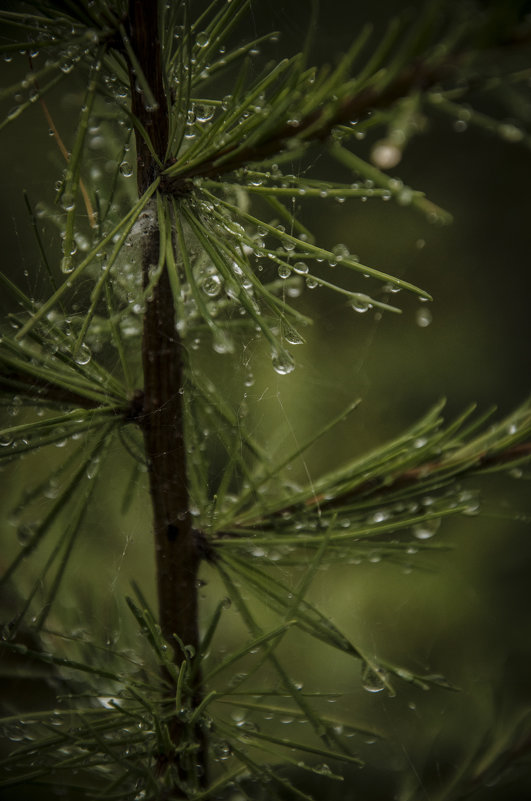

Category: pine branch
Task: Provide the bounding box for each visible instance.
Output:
[160,16,531,194]
[216,401,531,539]
[309,440,531,512]
[0,370,107,410]
[163,58,455,190]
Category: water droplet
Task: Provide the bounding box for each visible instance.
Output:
[195,104,214,123]
[350,294,372,313]
[284,326,303,345]
[86,457,100,480]
[462,500,480,516]
[370,139,401,169]
[61,192,75,212]
[361,661,387,693]
[74,344,92,365]
[60,256,74,274]
[287,283,301,298]
[212,329,234,354]
[413,518,441,539]
[272,348,295,375]
[213,740,232,761]
[196,31,210,48]
[397,187,414,205]
[278,264,291,279]
[120,161,133,177]
[201,273,222,297]
[416,308,432,327]
[332,243,349,262]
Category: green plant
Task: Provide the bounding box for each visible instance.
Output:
[1,1,531,799]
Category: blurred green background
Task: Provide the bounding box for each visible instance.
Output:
[1,1,531,798]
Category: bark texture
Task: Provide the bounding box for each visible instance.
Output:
[127,0,200,664]
[127,2,204,787]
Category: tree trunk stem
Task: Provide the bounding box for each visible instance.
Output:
[127,0,204,788]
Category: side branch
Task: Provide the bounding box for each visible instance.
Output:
[310,441,531,512]
[0,372,119,411]
[161,19,531,192]
[163,58,457,190]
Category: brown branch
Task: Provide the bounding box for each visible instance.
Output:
[222,440,531,534]
[138,226,201,658]
[126,0,206,790]
[309,441,531,512]
[163,58,457,192]
[160,17,531,193]
[127,0,168,194]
